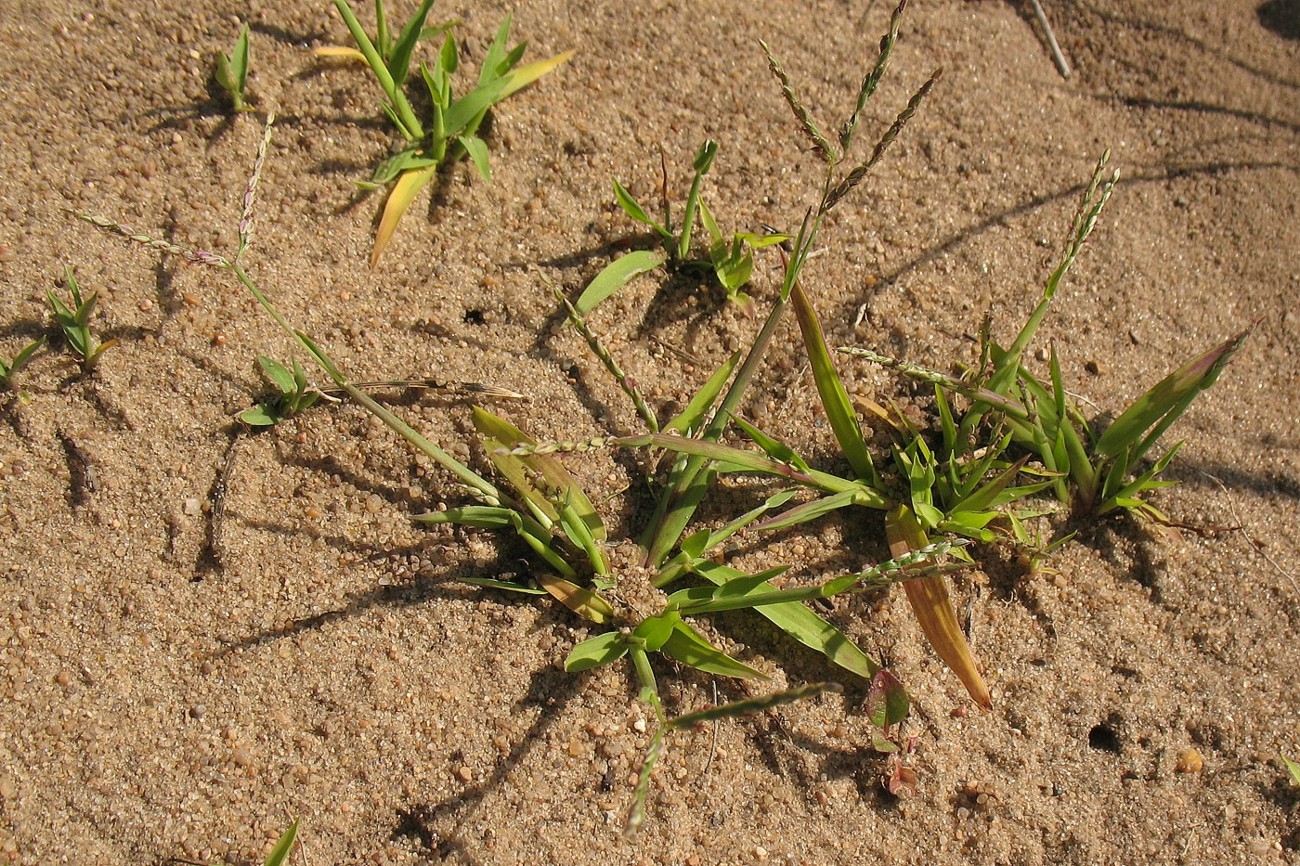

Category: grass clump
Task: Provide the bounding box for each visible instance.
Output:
[46,267,117,374]
[239,356,322,427]
[579,140,789,314]
[320,0,572,267]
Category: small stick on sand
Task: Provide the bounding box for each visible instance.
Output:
[1029,0,1072,79]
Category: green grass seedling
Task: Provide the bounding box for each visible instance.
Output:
[263,821,300,866]
[46,267,117,373]
[0,337,45,390]
[239,356,322,426]
[578,141,789,314]
[1285,754,1300,787]
[323,0,572,266]
[214,23,254,112]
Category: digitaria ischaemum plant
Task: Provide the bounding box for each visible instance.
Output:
[71,0,1249,834]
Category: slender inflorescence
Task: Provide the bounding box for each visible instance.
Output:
[759,39,835,163]
[552,285,659,432]
[238,114,276,260]
[839,0,908,153]
[823,68,942,214]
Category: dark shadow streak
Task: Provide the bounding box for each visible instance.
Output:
[391,668,585,863]
[1120,96,1300,135]
[1078,1,1300,90]
[1258,0,1300,41]
[869,159,1300,305]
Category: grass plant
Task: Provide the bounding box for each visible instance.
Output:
[625,0,939,573]
[71,0,1253,833]
[578,140,789,314]
[214,23,254,113]
[46,267,117,374]
[76,117,965,827]
[320,0,571,266]
[841,153,1252,522]
[1285,754,1300,787]
[239,355,322,426]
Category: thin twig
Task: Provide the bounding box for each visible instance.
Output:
[703,680,720,777]
[1028,0,1071,79]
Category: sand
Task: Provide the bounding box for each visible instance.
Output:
[0,0,1298,863]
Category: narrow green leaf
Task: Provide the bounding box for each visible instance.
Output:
[731,415,811,471]
[660,621,764,679]
[460,577,547,595]
[413,505,518,529]
[497,49,574,99]
[565,631,628,671]
[443,77,511,136]
[662,352,740,435]
[257,355,295,394]
[633,611,681,652]
[755,486,881,533]
[387,0,437,83]
[575,249,668,315]
[1283,755,1300,787]
[791,282,877,484]
[612,179,662,230]
[692,561,880,680]
[697,197,724,246]
[1095,326,1252,463]
[331,0,423,139]
[239,405,281,426]
[263,820,299,866]
[458,134,491,182]
[479,13,512,83]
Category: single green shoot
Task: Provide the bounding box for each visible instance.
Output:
[46,267,117,373]
[239,356,322,426]
[0,337,45,390]
[215,23,254,112]
[264,820,300,866]
[324,0,572,266]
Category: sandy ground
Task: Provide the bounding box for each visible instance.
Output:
[1,0,1298,863]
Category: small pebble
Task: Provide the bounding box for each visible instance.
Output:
[455,765,472,783]
[1175,747,1204,773]
[189,704,206,720]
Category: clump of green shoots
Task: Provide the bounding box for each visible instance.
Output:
[239,356,322,426]
[841,151,1252,523]
[0,336,44,391]
[319,0,571,266]
[214,23,254,113]
[579,140,789,314]
[46,267,117,373]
